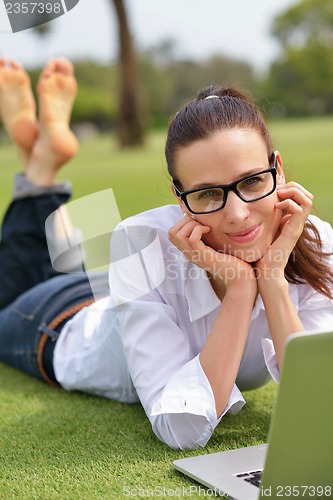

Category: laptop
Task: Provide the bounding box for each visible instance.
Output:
[173,330,333,499]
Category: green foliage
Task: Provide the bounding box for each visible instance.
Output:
[140,51,256,127]
[73,85,116,126]
[72,62,117,125]
[263,43,333,116]
[28,60,119,126]
[272,0,333,47]
[264,0,333,116]
[22,0,333,128]
[26,53,256,129]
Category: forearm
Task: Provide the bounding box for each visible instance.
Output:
[199,285,255,417]
[259,278,304,367]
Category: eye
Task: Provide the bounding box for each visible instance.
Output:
[246,176,261,185]
[196,189,223,200]
[239,174,266,190]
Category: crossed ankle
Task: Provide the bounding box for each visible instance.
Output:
[12,172,72,200]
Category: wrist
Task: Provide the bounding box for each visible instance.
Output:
[257,272,289,294]
[226,278,257,299]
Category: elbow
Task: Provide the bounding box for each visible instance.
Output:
[151,413,213,450]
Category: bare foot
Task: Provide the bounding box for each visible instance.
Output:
[0,58,38,165]
[27,58,78,185]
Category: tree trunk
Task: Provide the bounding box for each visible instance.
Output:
[111,0,145,147]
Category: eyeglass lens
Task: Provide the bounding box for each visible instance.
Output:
[186,170,275,213]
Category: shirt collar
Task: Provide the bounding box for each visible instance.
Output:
[183,260,221,322]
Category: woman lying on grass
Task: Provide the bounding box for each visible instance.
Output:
[0,58,332,450]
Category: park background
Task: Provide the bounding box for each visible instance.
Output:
[0,0,332,498]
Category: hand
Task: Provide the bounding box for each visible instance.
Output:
[168,214,256,291]
[255,181,313,282]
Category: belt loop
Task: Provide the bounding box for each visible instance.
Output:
[38,322,60,341]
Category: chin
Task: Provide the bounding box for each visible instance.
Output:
[243,243,271,263]
[238,251,262,263]
[205,236,269,264]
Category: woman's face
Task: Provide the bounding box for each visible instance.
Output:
[172,128,285,263]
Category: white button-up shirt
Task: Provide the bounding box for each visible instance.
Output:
[54,205,333,449]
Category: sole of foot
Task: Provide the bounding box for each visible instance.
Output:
[26,58,79,185]
[0,58,38,157]
[36,57,79,167]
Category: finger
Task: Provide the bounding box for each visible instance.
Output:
[168,217,198,243]
[276,190,313,211]
[275,199,307,215]
[169,213,212,244]
[277,183,313,202]
[277,187,313,204]
[278,180,313,197]
[188,224,211,250]
[171,220,202,243]
[168,219,211,264]
[168,213,195,234]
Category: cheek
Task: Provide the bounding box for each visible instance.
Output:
[195,215,222,249]
[260,197,282,244]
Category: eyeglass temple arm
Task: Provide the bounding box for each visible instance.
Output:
[172,180,182,196]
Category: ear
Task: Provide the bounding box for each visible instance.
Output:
[170,181,188,214]
[274,151,285,186]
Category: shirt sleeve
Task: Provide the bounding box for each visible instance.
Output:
[261,338,280,383]
[114,298,245,450]
[295,217,333,332]
[150,354,245,449]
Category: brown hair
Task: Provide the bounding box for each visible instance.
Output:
[165,85,333,299]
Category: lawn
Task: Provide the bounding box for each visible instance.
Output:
[1,116,333,223]
[0,117,332,499]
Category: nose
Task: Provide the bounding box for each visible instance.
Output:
[223,190,251,223]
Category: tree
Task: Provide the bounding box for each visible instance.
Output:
[264,0,333,116]
[271,0,333,48]
[110,0,145,147]
[139,43,257,127]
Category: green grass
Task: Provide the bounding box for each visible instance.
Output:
[0,117,332,498]
[0,365,275,499]
[1,116,332,223]
[268,116,333,224]
[0,131,175,223]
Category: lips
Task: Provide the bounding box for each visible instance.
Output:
[226,224,261,244]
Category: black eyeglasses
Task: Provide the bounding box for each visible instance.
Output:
[173,155,277,214]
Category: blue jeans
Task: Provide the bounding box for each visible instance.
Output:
[0,192,108,385]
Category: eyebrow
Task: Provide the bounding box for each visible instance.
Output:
[189,167,267,191]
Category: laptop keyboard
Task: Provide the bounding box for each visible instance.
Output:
[235,469,263,488]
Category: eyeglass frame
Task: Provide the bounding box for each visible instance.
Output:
[172,153,278,215]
